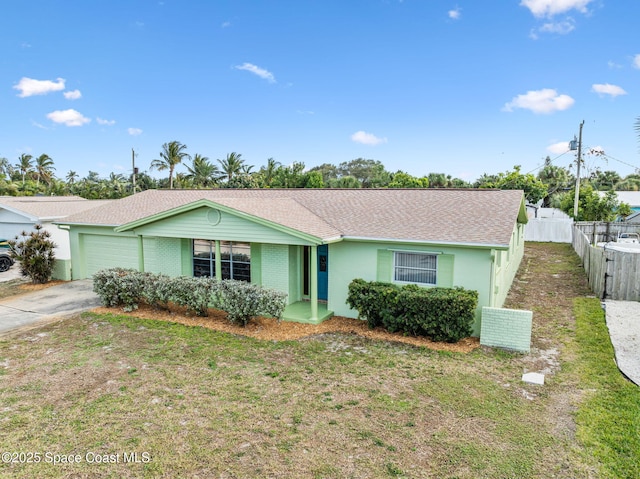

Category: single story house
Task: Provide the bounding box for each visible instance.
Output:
[57,189,528,335]
[626,210,640,224]
[0,196,112,279]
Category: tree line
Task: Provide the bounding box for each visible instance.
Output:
[1,140,639,221]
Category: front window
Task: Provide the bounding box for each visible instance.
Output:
[394,251,437,285]
[193,240,251,281]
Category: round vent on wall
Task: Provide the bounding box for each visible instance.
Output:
[207,208,221,226]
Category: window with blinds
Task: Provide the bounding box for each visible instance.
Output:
[393,251,437,285]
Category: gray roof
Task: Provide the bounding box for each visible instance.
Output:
[59,189,527,247]
[0,196,113,221]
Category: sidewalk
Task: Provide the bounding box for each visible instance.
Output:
[605,300,640,386]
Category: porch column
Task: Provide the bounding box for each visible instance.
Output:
[310,245,318,321]
[215,240,222,281]
[137,235,145,272]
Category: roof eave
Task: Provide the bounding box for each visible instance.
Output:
[342,236,510,249]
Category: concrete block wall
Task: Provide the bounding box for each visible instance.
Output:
[260,244,289,294]
[155,237,183,277]
[480,306,532,353]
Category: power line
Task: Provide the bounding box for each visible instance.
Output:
[581,144,640,173]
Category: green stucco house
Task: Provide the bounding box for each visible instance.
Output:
[58,188,527,335]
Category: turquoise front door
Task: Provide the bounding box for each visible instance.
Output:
[317,244,328,301]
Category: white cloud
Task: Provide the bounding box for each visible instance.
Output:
[538,19,575,34]
[502,88,575,114]
[46,109,90,127]
[448,7,461,20]
[633,54,640,69]
[14,77,65,97]
[608,60,622,69]
[547,141,571,154]
[128,128,143,136]
[591,83,627,97]
[234,63,276,83]
[97,117,116,126]
[64,89,82,100]
[31,120,49,130]
[222,21,231,28]
[351,131,388,145]
[521,0,592,18]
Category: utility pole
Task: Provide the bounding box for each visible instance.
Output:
[573,120,584,219]
[132,148,137,194]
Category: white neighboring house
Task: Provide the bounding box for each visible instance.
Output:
[0,196,112,279]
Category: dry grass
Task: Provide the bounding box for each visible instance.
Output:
[0,243,600,478]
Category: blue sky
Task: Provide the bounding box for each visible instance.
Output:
[2,0,639,183]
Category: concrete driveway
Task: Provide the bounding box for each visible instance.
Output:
[605,300,640,386]
[0,263,22,283]
[0,279,100,335]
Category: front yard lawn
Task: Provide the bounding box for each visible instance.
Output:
[0,243,637,478]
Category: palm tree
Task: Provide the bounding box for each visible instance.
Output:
[537,157,572,207]
[0,157,9,179]
[217,152,245,182]
[108,172,128,198]
[615,174,640,191]
[15,153,34,185]
[427,173,448,188]
[184,154,221,188]
[66,170,79,185]
[150,141,190,189]
[259,157,281,187]
[35,154,55,186]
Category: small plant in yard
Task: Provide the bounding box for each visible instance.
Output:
[7,224,56,284]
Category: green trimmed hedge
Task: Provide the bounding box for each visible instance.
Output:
[93,269,287,326]
[346,278,478,343]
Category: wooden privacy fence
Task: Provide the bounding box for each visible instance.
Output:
[572,224,640,301]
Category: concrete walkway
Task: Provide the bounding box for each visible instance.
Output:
[605,300,640,386]
[0,279,100,335]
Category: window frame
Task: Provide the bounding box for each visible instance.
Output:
[392,250,438,286]
[192,239,251,282]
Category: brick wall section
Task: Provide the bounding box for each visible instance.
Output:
[155,237,182,277]
[480,306,532,353]
[260,244,289,293]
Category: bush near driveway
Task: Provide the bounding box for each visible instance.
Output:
[92,268,287,325]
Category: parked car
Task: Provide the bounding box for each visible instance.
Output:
[0,238,14,272]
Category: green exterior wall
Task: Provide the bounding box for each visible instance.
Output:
[133,206,314,246]
[52,259,72,281]
[66,208,525,336]
[328,239,497,335]
[259,243,291,297]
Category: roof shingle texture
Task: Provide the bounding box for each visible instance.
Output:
[0,196,113,220]
[60,189,525,246]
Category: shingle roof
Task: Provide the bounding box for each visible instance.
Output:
[0,196,113,221]
[59,189,526,247]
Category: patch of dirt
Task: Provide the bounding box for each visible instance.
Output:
[503,243,592,468]
[91,304,480,353]
[0,277,65,294]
